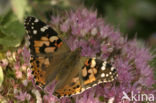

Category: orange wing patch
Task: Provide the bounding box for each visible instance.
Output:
[30,56,52,87]
[82,68,97,85]
[32,36,62,54]
[30,57,46,87]
[54,76,82,98]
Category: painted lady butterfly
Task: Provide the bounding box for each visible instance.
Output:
[24,16,118,98]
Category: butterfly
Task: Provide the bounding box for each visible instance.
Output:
[24,16,118,98]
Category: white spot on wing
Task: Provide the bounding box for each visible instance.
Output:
[101,61,107,71]
[41,28,45,32]
[101,66,105,71]
[101,73,105,77]
[102,61,106,67]
[111,67,115,71]
[106,74,109,77]
[33,30,37,34]
[109,72,112,75]
[40,26,48,32]
[34,19,39,22]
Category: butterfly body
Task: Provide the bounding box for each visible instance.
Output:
[51,48,84,90]
[24,16,118,98]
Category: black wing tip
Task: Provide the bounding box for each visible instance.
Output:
[24,16,37,24]
[25,16,36,20]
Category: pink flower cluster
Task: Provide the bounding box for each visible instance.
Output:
[51,8,155,102]
[0,47,33,102]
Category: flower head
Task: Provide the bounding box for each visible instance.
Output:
[51,8,156,102]
[15,91,31,101]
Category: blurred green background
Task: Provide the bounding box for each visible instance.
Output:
[0,0,156,57]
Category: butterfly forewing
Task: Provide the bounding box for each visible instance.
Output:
[24,16,69,87]
[24,17,62,56]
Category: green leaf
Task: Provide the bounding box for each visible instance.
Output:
[0,11,15,25]
[0,11,25,52]
[0,66,4,87]
[0,21,25,52]
[11,0,31,21]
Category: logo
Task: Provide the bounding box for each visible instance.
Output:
[121,91,154,102]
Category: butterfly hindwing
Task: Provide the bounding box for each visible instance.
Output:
[81,58,118,89]
[53,58,118,98]
[54,74,82,98]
